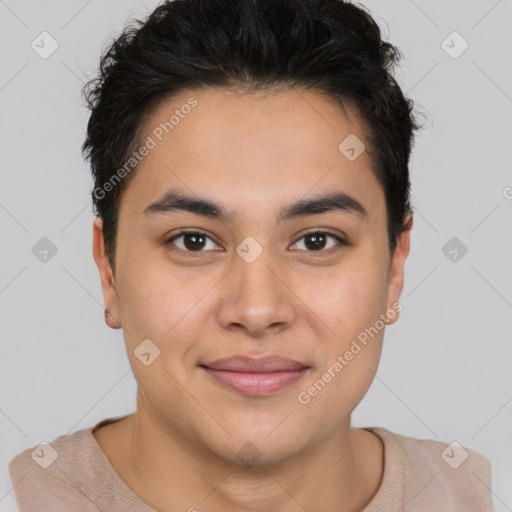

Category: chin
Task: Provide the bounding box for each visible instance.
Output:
[205,420,315,468]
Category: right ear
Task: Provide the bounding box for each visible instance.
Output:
[92,217,121,327]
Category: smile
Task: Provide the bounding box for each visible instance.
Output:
[200,355,310,396]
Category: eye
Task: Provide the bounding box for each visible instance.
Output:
[165,229,347,255]
[291,231,346,253]
[166,231,221,253]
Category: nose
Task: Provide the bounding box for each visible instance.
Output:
[216,249,297,338]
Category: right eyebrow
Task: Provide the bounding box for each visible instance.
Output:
[143,188,234,220]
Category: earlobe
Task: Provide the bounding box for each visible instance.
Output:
[104,307,122,329]
[92,217,122,329]
[385,214,413,325]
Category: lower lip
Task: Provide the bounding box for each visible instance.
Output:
[202,367,309,396]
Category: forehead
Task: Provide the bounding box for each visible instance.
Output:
[119,86,384,220]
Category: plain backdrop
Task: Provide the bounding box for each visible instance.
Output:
[1,0,511,510]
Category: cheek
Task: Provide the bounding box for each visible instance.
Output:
[294,253,388,389]
[299,256,389,342]
[116,264,213,402]
[115,250,214,354]
[296,273,386,423]
[313,255,390,406]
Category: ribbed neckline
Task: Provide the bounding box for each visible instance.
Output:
[79,414,155,511]
[75,417,404,511]
[360,426,405,510]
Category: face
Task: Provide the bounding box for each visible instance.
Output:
[93,86,411,465]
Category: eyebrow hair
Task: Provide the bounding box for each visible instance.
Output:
[143,188,368,222]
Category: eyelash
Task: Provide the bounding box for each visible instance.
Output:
[164,229,347,256]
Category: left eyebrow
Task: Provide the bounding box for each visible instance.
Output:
[142,188,368,222]
[277,191,368,223]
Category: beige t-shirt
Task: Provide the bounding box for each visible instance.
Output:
[8,415,495,511]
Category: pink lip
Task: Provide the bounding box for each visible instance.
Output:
[201,355,310,396]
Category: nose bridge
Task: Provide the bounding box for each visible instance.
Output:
[216,243,296,335]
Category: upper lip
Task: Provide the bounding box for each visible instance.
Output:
[202,355,309,373]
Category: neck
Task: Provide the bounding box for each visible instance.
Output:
[99,392,383,512]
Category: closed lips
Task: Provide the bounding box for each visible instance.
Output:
[201,356,309,372]
[200,355,310,396]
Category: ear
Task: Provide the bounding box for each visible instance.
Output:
[385,214,413,325]
[92,217,121,328]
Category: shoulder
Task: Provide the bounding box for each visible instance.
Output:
[8,427,101,511]
[368,427,495,512]
[8,415,135,512]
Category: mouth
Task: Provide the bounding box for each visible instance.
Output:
[199,355,310,396]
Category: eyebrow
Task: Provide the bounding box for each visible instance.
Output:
[143,188,368,222]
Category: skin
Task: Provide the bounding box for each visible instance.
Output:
[92,86,412,512]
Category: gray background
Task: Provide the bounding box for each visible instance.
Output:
[1,0,511,510]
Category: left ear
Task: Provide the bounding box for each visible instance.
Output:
[385,214,413,324]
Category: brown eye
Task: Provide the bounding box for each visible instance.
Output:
[305,233,327,250]
[292,232,345,252]
[166,231,219,252]
[182,233,206,251]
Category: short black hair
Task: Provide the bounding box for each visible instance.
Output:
[82,0,422,273]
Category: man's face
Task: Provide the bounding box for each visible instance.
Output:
[94,87,410,464]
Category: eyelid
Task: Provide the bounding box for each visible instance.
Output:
[297,227,347,240]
